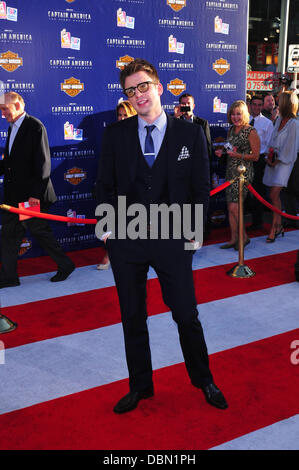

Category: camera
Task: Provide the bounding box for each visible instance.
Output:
[279,74,291,86]
[222,142,233,156]
[180,105,191,113]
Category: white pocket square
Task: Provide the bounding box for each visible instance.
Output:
[177,146,190,161]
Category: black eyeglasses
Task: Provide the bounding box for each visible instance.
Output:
[123,81,157,98]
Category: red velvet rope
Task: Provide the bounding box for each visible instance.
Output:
[0,204,97,225]
[210,180,233,197]
[247,184,299,220]
[0,180,234,224]
[3,182,297,228]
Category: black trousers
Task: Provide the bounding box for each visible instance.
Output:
[248,156,267,226]
[107,237,213,392]
[0,211,74,282]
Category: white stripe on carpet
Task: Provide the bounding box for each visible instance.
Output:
[211,414,299,450]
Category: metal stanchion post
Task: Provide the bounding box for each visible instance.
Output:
[227,164,255,278]
[0,316,17,333]
[0,297,17,334]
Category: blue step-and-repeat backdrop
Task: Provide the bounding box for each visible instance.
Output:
[0,0,248,258]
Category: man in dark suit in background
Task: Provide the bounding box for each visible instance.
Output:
[174,93,213,238]
[97,59,227,414]
[0,92,75,288]
[174,92,212,160]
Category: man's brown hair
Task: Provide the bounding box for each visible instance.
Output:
[119,58,159,90]
[250,94,263,104]
[179,93,194,103]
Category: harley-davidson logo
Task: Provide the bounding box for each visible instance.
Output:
[64,167,87,185]
[167,0,187,12]
[0,51,23,72]
[61,77,84,97]
[116,55,134,70]
[167,78,186,96]
[18,238,32,256]
[212,58,230,76]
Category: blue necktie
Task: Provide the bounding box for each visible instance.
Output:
[144,125,155,168]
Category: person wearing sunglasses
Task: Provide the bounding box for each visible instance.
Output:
[97,58,228,414]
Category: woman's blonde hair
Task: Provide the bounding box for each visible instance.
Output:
[116,100,137,118]
[227,100,250,126]
[278,91,299,119]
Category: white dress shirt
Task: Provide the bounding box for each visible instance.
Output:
[138,110,167,159]
[250,113,273,154]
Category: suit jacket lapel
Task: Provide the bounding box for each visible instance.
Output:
[4,125,11,158]
[166,114,178,187]
[124,115,141,182]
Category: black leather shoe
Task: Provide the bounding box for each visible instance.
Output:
[0,279,20,289]
[113,387,154,414]
[50,264,75,282]
[202,383,228,410]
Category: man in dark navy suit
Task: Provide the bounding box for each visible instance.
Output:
[97,59,228,413]
[0,92,75,288]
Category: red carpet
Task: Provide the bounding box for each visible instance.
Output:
[14,223,288,277]
[0,329,298,450]
[3,250,297,349]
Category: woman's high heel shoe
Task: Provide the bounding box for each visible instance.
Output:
[275,226,284,238]
[220,242,237,249]
[234,238,250,250]
[266,226,285,243]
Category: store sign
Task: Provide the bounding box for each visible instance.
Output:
[246,71,281,92]
[287,44,299,73]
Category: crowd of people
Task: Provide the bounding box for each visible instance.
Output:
[218,91,299,247]
[0,59,298,415]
